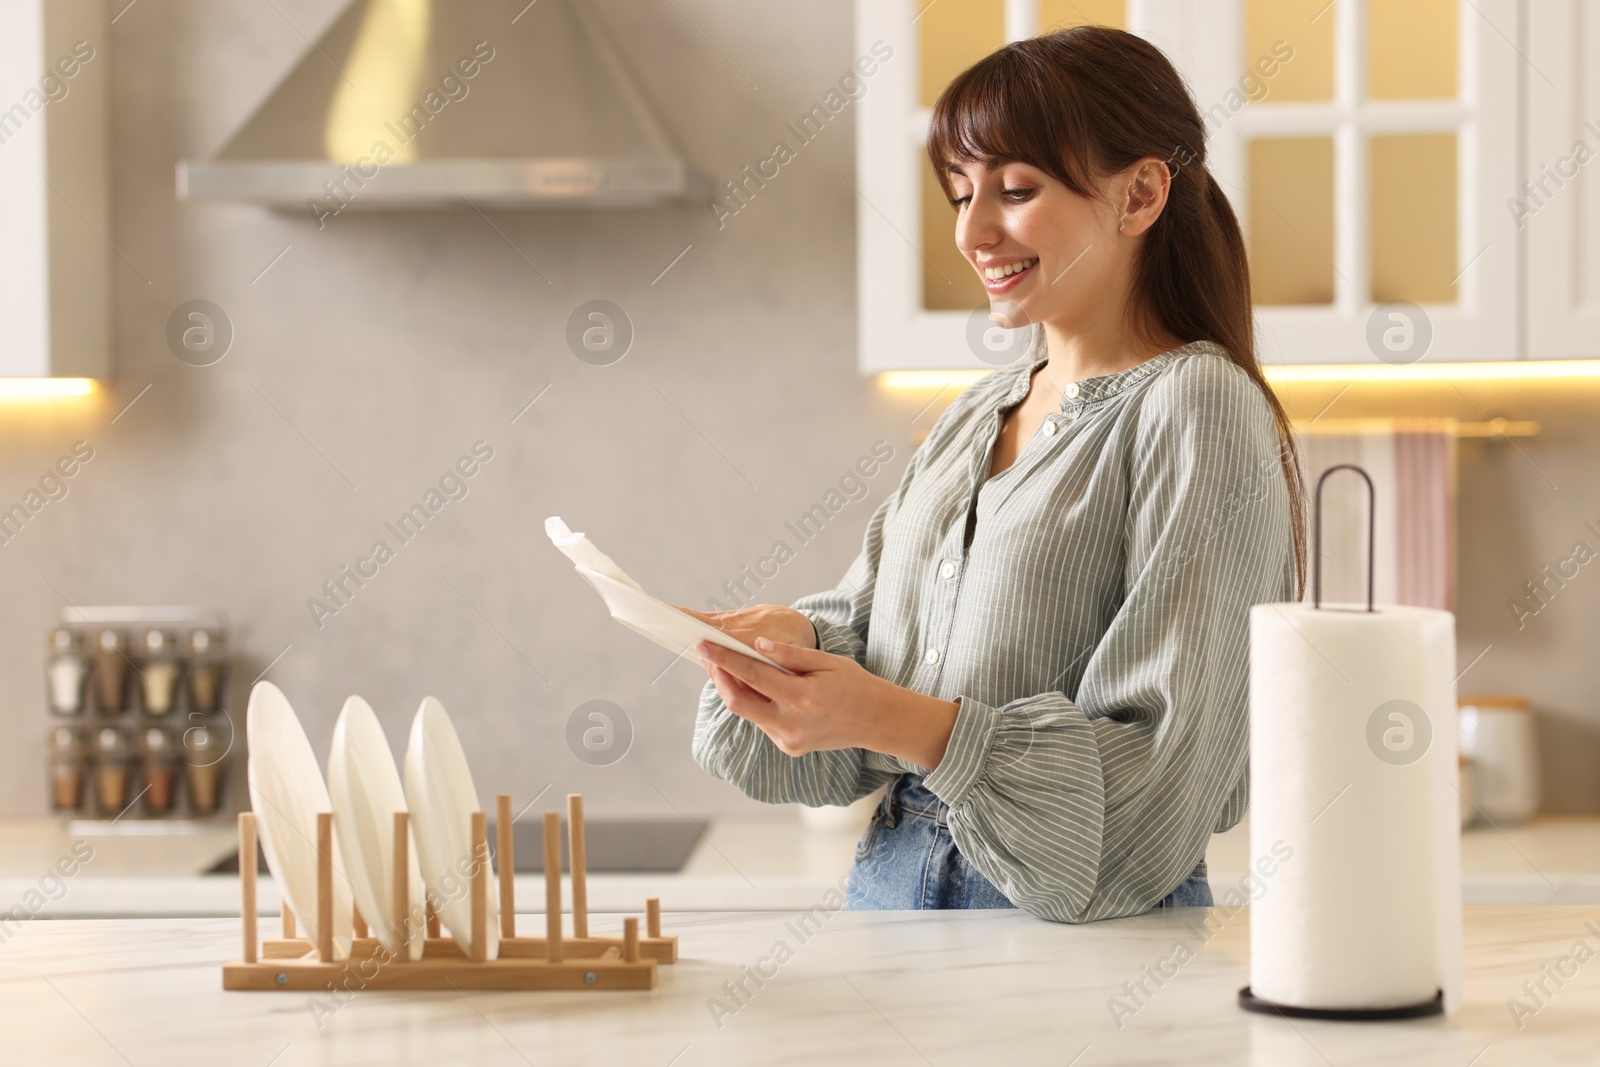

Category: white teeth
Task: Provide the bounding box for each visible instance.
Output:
[983,258,1037,280]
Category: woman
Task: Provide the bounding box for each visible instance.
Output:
[683,26,1305,922]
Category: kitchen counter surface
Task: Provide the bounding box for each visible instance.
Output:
[1,906,1594,1065]
[3,813,1600,917]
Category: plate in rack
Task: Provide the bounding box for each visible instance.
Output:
[403,696,498,960]
[328,695,425,960]
[246,681,353,958]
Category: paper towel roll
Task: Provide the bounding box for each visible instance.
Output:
[1248,601,1462,1015]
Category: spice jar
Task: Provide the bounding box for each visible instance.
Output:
[45,628,90,716]
[183,722,225,815]
[94,727,132,814]
[48,726,87,811]
[186,629,227,714]
[92,630,131,713]
[140,727,179,814]
[139,629,182,716]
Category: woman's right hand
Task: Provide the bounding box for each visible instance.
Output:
[672,604,819,651]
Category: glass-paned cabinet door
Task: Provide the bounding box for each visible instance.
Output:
[857,0,1519,372]
[1525,0,1600,359]
[1190,0,1518,363]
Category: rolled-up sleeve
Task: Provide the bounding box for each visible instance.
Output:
[922,356,1297,922]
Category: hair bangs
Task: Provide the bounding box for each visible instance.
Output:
[926,47,1096,203]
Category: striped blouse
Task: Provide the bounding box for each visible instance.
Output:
[692,324,1298,922]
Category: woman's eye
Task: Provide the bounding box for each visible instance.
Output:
[947,188,1031,208]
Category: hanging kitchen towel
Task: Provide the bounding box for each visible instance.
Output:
[544,516,793,675]
[1247,601,1463,1016]
[1293,419,1457,610]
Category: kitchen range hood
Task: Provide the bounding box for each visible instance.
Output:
[177,0,711,211]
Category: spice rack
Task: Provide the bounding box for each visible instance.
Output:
[47,606,233,824]
[224,793,677,991]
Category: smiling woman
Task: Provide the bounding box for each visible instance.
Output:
[690,26,1306,923]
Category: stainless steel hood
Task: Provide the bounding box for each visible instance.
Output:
[177,0,711,211]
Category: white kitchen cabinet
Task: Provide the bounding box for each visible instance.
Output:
[855,0,1526,371]
[0,0,110,379]
[1524,0,1600,359]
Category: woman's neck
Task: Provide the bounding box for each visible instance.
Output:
[1040,316,1183,385]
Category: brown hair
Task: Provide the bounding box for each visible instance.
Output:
[927,25,1307,598]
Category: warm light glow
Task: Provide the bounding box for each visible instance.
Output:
[0,378,96,399]
[1263,360,1600,383]
[879,370,994,390]
[325,0,431,165]
[878,361,1600,390]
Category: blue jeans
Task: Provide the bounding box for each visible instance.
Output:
[846,774,1213,911]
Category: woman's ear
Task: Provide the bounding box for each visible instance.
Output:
[1117,156,1173,236]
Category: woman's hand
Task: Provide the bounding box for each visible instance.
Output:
[695,637,961,770]
[673,604,818,650]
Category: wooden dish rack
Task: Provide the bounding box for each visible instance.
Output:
[223,793,677,991]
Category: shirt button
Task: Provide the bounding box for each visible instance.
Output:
[1041,419,1057,437]
[940,560,957,579]
[924,648,941,665]
[1064,382,1080,399]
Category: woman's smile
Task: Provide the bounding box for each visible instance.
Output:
[979,256,1039,294]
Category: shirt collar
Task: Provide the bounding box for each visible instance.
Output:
[1000,323,1201,411]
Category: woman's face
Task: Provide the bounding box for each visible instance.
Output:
[945,158,1128,332]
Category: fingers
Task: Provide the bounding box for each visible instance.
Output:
[751,637,834,672]
[675,607,720,627]
[698,641,797,699]
[706,662,777,723]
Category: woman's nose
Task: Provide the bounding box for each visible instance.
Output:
[954,194,1002,259]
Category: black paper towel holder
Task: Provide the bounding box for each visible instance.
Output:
[1237,986,1442,1020]
[1311,463,1375,613]
[1241,466,1444,1020]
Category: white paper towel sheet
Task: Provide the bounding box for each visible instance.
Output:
[1248,602,1462,1015]
[544,516,793,675]
[544,516,645,591]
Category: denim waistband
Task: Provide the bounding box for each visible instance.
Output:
[879,774,1208,879]
[883,773,948,826]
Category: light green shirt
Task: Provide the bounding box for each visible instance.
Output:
[693,325,1297,922]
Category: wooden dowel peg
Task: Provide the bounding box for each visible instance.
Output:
[497,794,515,939]
[239,813,257,964]
[623,917,639,963]
[543,811,563,963]
[316,812,334,963]
[646,898,661,940]
[470,811,488,963]
[567,794,588,940]
[281,901,296,940]
[393,811,411,960]
[353,906,367,939]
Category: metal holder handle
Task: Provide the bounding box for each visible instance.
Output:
[1311,463,1375,612]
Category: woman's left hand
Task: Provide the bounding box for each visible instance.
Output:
[696,638,961,768]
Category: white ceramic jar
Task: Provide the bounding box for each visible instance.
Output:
[1457,695,1540,825]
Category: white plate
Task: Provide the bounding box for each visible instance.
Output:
[246,681,353,958]
[403,697,498,960]
[574,566,794,675]
[328,696,425,959]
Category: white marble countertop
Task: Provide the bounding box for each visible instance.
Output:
[1,906,1594,1065]
[4,812,1600,917]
